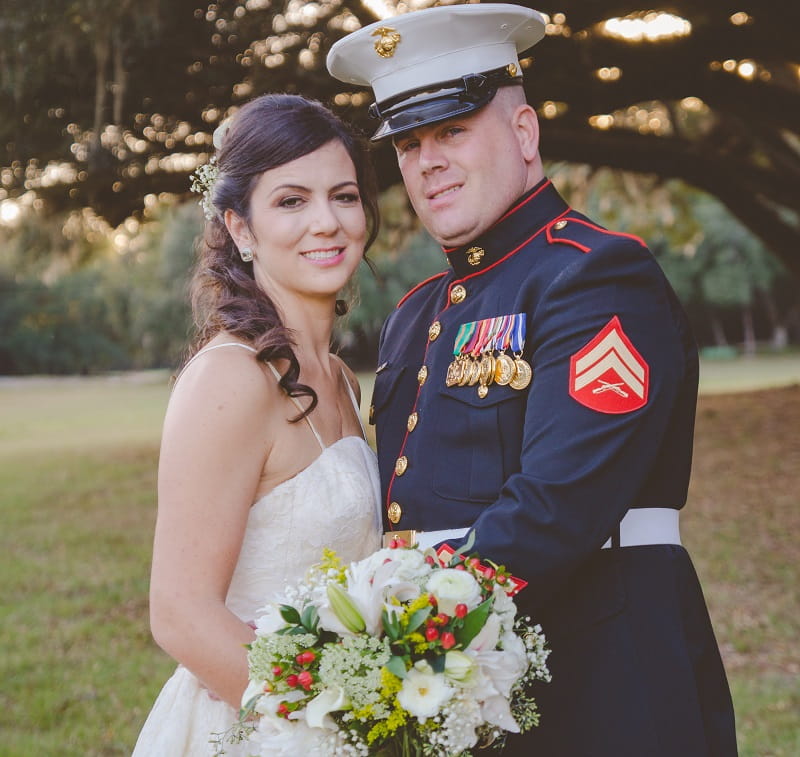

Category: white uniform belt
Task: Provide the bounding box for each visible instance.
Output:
[383,509,680,551]
[601,508,680,548]
[383,528,469,550]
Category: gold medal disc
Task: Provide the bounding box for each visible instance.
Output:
[445,360,460,387]
[477,384,489,398]
[510,358,533,390]
[494,353,516,386]
[479,354,496,386]
[458,357,472,386]
[466,359,481,386]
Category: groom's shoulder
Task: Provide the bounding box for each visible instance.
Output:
[396,271,449,309]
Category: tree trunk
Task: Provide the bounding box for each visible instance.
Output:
[92,34,110,151]
[759,288,789,350]
[741,305,757,356]
[112,27,127,125]
[710,312,727,346]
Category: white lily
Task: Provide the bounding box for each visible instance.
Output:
[306,684,349,730]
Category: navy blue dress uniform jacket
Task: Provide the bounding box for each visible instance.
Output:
[372,179,737,756]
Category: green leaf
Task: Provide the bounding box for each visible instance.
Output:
[404,605,432,634]
[454,597,493,648]
[385,655,408,679]
[301,604,318,632]
[279,604,301,625]
[382,608,401,641]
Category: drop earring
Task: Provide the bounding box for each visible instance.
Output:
[239,246,254,263]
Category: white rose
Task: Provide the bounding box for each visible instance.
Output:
[397,661,454,720]
[426,569,482,616]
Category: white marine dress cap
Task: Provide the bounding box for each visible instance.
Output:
[326,3,546,140]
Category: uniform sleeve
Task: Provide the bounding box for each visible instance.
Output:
[463,238,689,607]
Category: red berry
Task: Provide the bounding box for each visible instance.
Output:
[425,555,435,565]
[298,671,314,691]
[278,703,289,717]
[497,574,507,584]
[272,665,283,677]
[469,558,481,569]
[296,651,316,665]
[389,539,398,549]
[425,626,440,642]
[286,674,299,688]
[395,537,408,548]
[436,613,450,625]
[455,603,468,618]
[455,564,466,571]
[483,567,496,580]
[441,631,456,650]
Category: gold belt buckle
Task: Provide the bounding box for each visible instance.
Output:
[382,529,418,548]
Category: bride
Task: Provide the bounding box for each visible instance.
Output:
[133,94,382,755]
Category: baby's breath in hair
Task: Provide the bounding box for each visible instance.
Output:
[190,156,219,220]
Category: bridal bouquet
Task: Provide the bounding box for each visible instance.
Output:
[213,540,550,756]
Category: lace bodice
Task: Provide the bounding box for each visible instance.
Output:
[226,434,382,620]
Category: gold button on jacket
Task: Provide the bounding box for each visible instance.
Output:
[450,285,467,304]
[387,502,402,523]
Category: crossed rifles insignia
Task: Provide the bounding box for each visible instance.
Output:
[569,316,649,414]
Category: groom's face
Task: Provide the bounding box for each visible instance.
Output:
[392,97,530,248]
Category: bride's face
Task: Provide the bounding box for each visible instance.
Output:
[232,139,367,305]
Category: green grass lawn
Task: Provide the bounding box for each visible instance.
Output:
[0,356,798,755]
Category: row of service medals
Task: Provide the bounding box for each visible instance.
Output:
[445,313,532,398]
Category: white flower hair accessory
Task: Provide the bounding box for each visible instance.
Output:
[189,156,219,221]
[189,118,233,221]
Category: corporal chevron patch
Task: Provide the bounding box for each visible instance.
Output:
[569,316,649,414]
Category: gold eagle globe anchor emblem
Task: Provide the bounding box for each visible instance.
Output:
[372,27,401,58]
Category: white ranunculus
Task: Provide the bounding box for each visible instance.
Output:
[306,685,349,730]
[397,661,454,720]
[443,650,477,686]
[425,569,482,616]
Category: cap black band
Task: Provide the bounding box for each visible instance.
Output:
[369,66,521,141]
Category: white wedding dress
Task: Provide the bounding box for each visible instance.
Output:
[132,344,382,756]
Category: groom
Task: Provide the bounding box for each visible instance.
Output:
[328,4,736,755]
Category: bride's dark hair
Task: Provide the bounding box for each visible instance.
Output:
[189,94,379,417]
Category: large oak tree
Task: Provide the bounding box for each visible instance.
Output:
[2,1,798,277]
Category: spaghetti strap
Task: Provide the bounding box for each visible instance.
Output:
[266,363,326,452]
[341,368,367,439]
[174,342,258,386]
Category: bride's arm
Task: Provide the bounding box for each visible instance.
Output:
[149,348,273,709]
